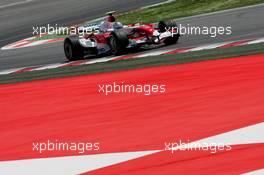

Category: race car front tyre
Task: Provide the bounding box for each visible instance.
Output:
[158,20,180,45]
[109,30,129,56]
[64,36,85,61]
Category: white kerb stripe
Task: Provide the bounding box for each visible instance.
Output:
[184,122,264,148]
[135,50,171,58]
[32,63,66,71]
[247,37,264,45]
[241,168,264,175]
[0,68,24,75]
[25,40,52,47]
[0,150,159,175]
[188,42,231,52]
[0,122,263,174]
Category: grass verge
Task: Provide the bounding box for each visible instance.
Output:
[0,43,264,84]
[33,34,68,41]
[118,0,264,24]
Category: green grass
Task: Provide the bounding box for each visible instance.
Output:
[0,43,264,84]
[33,34,67,41]
[118,0,264,24]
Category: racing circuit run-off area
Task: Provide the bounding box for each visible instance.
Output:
[0,54,264,174]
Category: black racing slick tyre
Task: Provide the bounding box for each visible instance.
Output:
[109,30,129,56]
[64,36,85,61]
[158,20,180,45]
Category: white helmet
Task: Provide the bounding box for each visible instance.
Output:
[113,22,123,29]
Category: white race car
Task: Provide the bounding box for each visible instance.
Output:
[64,20,180,61]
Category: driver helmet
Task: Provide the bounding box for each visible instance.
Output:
[106,11,116,22]
[113,22,123,29]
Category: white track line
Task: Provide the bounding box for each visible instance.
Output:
[0,122,263,175]
[141,0,175,9]
[0,0,34,9]
[176,3,264,21]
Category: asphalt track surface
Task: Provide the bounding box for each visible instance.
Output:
[0,54,264,174]
[0,0,167,70]
[0,2,264,71]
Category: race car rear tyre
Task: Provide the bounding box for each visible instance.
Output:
[158,20,180,45]
[109,30,129,56]
[64,36,85,61]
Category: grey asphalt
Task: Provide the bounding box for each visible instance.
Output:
[0,1,263,71]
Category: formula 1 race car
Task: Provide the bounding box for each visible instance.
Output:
[64,20,180,61]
